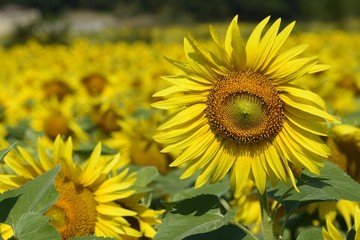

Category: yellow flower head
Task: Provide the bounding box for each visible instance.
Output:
[322,205,360,240]
[0,136,142,239]
[105,113,174,175]
[231,180,262,233]
[153,15,339,195]
[30,98,88,144]
[322,219,346,240]
[327,124,360,183]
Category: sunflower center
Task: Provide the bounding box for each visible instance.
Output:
[225,94,266,129]
[43,80,72,101]
[82,73,108,96]
[45,177,98,240]
[206,71,285,144]
[44,113,71,140]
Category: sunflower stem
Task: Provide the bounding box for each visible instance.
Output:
[231,220,259,240]
[259,190,274,240]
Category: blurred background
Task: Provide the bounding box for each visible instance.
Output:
[0,0,360,46]
[0,0,359,174]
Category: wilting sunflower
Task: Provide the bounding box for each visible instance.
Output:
[152,15,339,195]
[0,136,142,239]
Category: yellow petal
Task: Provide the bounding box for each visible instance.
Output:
[307,64,330,73]
[284,121,331,157]
[179,137,221,178]
[246,16,271,70]
[209,24,230,67]
[251,154,267,194]
[195,146,223,188]
[278,84,326,109]
[153,86,189,97]
[269,56,318,82]
[264,143,287,182]
[253,18,281,71]
[152,94,207,110]
[266,44,309,75]
[157,104,206,131]
[154,116,207,145]
[225,15,246,71]
[211,141,235,183]
[161,75,212,91]
[169,129,214,166]
[286,111,329,136]
[230,148,251,197]
[281,94,339,123]
[260,21,296,72]
[185,35,227,75]
[96,204,137,217]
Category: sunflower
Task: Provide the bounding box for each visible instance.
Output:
[105,113,174,175]
[326,124,360,182]
[119,193,165,239]
[322,219,346,240]
[308,200,360,231]
[322,205,360,240]
[306,124,360,231]
[152,15,339,195]
[231,180,262,233]
[30,98,88,145]
[0,136,142,239]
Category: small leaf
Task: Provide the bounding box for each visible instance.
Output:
[0,142,16,162]
[12,212,60,240]
[0,165,60,224]
[296,227,323,240]
[269,161,360,213]
[154,194,234,240]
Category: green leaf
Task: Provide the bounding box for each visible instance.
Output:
[127,165,159,194]
[270,161,360,213]
[296,227,323,240]
[0,142,16,162]
[12,212,60,240]
[69,236,115,240]
[184,224,248,240]
[154,194,234,240]
[133,166,159,187]
[0,165,60,225]
[153,168,199,196]
[342,110,360,126]
[346,228,356,240]
[171,177,230,202]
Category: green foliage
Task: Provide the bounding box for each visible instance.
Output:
[185,224,248,240]
[0,165,61,240]
[270,161,360,214]
[171,177,230,202]
[154,194,239,240]
[296,228,323,240]
[1,157,360,239]
[69,237,115,240]
[130,165,160,194]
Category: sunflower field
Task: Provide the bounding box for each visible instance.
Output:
[0,15,360,240]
